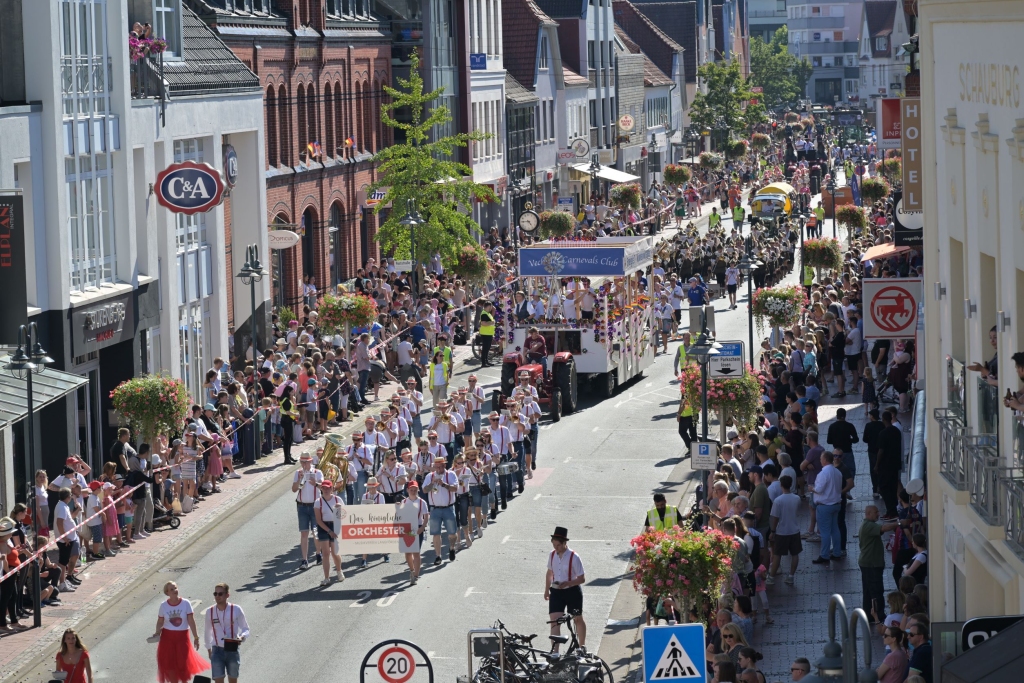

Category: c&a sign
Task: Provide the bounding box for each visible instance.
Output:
[154,161,226,215]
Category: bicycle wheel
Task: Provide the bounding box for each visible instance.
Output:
[472,335,483,360]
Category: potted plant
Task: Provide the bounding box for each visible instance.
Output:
[802,237,844,271]
[860,177,891,203]
[728,139,749,159]
[784,112,800,124]
[835,205,868,231]
[751,284,806,334]
[110,375,192,443]
[318,292,378,347]
[678,363,767,432]
[751,133,771,152]
[774,127,789,140]
[453,243,489,283]
[610,183,642,210]
[880,157,902,181]
[631,526,738,623]
[663,163,692,186]
[539,210,575,238]
[278,306,297,328]
[698,152,723,170]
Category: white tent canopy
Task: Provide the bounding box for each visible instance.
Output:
[570,163,640,184]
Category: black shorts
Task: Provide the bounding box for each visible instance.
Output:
[845,355,860,373]
[317,521,335,542]
[57,541,74,566]
[772,532,803,556]
[727,284,737,294]
[831,357,845,374]
[548,586,583,615]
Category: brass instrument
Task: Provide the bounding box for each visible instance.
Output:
[376,420,388,432]
[440,405,452,424]
[319,433,349,491]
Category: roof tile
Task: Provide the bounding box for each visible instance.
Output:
[626,1,697,82]
[612,1,683,82]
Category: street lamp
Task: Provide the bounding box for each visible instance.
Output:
[687,325,721,495]
[236,244,266,467]
[399,199,422,293]
[825,178,837,239]
[6,322,52,628]
[738,245,763,367]
[588,153,601,202]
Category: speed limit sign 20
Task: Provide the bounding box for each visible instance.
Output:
[361,639,433,683]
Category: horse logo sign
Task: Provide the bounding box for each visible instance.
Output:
[155,161,226,215]
[863,279,922,339]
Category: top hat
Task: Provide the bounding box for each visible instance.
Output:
[550,526,569,541]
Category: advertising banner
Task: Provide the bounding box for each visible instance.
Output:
[901,98,922,211]
[863,278,922,340]
[338,503,408,555]
[878,98,902,150]
[0,194,27,344]
[519,241,653,277]
[892,190,923,247]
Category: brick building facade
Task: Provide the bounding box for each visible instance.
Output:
[189,0,390,309]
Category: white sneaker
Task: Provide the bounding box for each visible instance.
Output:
[765,574,775,585]
[228,472,242,479]
[335,570,345,582]
[320,578,330,587]
[140,530,151,538]
[59,582,76,592]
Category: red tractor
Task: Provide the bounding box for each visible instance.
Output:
[491,348,579,421]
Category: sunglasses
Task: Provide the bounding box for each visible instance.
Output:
[214,591,226,596]
[723,635,736,640]
[429,436,437,440]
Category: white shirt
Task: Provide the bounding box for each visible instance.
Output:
[377,464,407,494]
[490,425,513,456]
[422,469,457,507]
[54,500,74,537]
[293,468,324,503]
[397,341,415,365]
[512,384,539,401]
[402,496,429,528]
[548,548,585,584]
[813,464,843,506]
[347,445,374,474]
[159,599,195,631]
[316,494,345,524]
[204,603,251,650]
[467,386,485,412]
[361,491,386,504]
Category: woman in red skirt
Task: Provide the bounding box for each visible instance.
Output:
[151,581,209,683]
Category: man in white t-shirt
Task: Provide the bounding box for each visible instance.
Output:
[291,454,324,571]
[53,488,80,590]
[768,474,802,585]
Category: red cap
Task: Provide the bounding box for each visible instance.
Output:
[406,481,419,489]
[321,480,334,488]
[88,481,102,491]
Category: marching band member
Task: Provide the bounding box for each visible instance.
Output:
[393,393,414,454]
[512,371,539,402]
[376,450,407,505]
[399,448,419,490]
[487,412,516,509]
[452,452,474,550]
[465,446,488,536]
[427,402,456,465]
[448,393,467,457]
[345,432,374,505]
[399,482,428,584]
[523,393,542,473]
[504,403,529,492]
[314,480,345,585]
[291,453,324,571]
[404,378,424,445]
[362,416,389,472]
[479,429,500,519]
[415,440,434,484]
[422,455,459,566]
[466,375,485,438]
[359,477,386,568]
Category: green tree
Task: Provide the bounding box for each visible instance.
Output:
[792,57,814,99]
[749,27,814,106]
[370,52,494,269]
[688,59,754,134]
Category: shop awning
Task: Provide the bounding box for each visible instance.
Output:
[861,242,911,262]
[941,619,1024,683]
[0,364,88,427]
[570,163,640,184]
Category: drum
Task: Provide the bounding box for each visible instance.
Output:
[496,462,519,475]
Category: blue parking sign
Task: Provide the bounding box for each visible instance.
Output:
[641,624,706,682]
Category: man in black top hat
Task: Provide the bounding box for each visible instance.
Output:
[545,526,587,652]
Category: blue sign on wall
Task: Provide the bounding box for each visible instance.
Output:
[154,161,225,215]
[641,624,707,682]
[518,241,653,277]
[470,53,487,70]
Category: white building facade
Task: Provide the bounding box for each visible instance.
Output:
[469,0,509,233]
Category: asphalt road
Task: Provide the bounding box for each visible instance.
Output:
[28,214,795,683]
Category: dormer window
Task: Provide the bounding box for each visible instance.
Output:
[876,36,888,52]
[539,36,548,69]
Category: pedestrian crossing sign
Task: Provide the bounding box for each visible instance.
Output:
[641,624,706,682]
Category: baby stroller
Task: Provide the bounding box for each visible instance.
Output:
[152,498,181,530]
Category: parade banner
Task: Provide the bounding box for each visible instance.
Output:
[339,504,407,555]
[518,238,653,277]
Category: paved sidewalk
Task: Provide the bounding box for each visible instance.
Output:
[0,338,468,680]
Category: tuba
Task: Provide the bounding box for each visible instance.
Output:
[319,433,349,492]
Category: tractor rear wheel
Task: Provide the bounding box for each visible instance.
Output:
[555,360,578,414]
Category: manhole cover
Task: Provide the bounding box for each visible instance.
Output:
[43,609,77,618]
[158,567,190,573]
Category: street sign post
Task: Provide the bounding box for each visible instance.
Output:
[361,639,433,683]
[708,341,745,378]
[692,442,718,471]
[642,624,707,682]
[863,279,922,339]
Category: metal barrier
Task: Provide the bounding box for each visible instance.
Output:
[966,435,1003,525]
[935,407,968,490]
[907,389,927,491]
[978,377,1000,435]
[460,628,505,683]
[1003,477,1024,561]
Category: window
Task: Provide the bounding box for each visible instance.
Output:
[813,32,821,42]
[876,37,888,52]
[846,54,855,67]
[845,79,858,95]
[153,0,181,58]
[831,5,844,16]
[588,41,595,70]
[812,56,822,67]
[811,6,821,15]
[539,36,548,69]
[548,99,554,142]
[833,31,843,41]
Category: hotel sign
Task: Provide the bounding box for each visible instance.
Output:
[900,98,922,212]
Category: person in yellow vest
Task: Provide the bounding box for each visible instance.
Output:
[433,334,453,381]
[478,301,496,367]
[814,201,826,237]
[676,388,698,454]
[802,264,815,297]
[731,204,745,233]
[672,331,693,377]
[644,493,681,530]
[708,206,722,230]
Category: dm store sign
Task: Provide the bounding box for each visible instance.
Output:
[155,161,226,215]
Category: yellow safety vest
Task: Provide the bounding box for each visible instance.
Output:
[709,212,721,228]
[479,311,495,336]
[433,345,453,367]
[814,207,825,223]
[647,506,680,531]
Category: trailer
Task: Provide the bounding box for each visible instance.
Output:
[492,237,656,417]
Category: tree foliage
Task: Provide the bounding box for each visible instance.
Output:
[370,52,495,269]
[689,59,754,133]
[749,27,814,107]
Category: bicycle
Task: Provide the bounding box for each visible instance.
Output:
[471,333,505,364]
[472,616,614,683]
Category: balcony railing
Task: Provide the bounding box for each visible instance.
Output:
[590,127,599,148]
[947,356,966,422]
[935,407,968,490]
[131,54,165,100]
[966,435,1003,525]
[1004,476,1024,560]
[979,377,1000,435]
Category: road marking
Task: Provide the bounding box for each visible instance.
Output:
[592,428,679,432]
[533,494,652,499]
[501,535,510,544]
[645,382,653,388]
[502,539,630,543]
[541,424,554,431]
[351,590,373,607]
[533,493,542,500]
[377,590,399,607]
[592,426,600,432]
[464,586,475,598]
[563,456,572,463]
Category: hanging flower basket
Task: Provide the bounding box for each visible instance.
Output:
[610,183,642,210]
[630,526,738,623]
[774,127,789,140]
[728,139,749,159]
[453,243,489,283]
[751,133,771,151]
[678,363,766,432]
[880,157,902,181]
[539,210,576,239]
[751,284,806,332]
[110,375,192,441]
[784,112,800,123]
[317,292,378,332]
[699,152,723,170]
[835,205,868,231]
[663,164,692,186]
[860,177,891,203]
[802,238,844,271]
